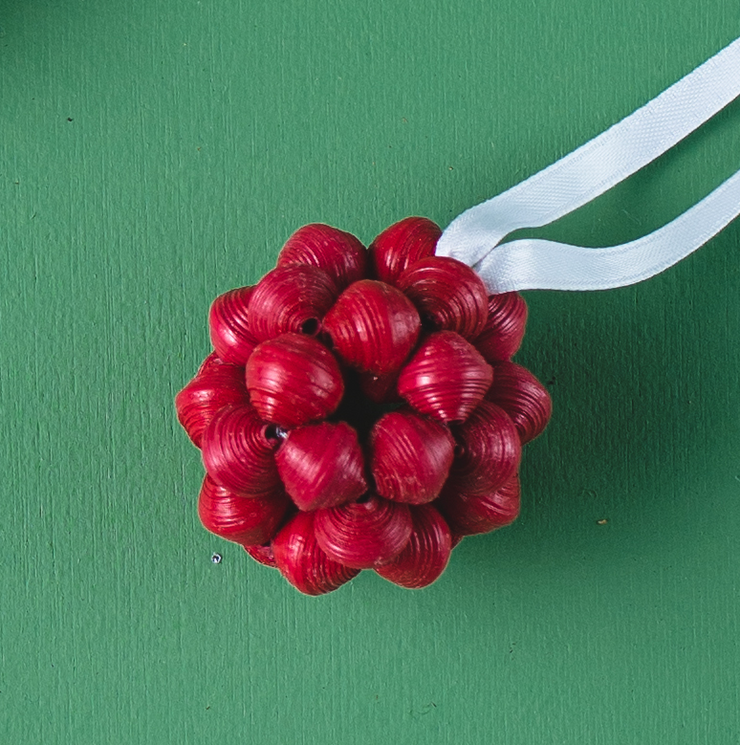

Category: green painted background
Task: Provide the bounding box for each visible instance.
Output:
[2,1,740,742]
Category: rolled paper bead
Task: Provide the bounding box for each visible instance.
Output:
[247,264,338,342]
[198,476,290,546]
[243,542,278,568]
[201,404,281,496]
[175,352,250,448]
[473,293,528,363]
[436,474,521,536]
[375,505,452,589]
[277,223,368,290]
[323,279,421,376]
[370,409,455,505]
[314,494,413,569]
[485,361,552,444]
[245,333,344,427]
[397,331,493,424]
[368,216,441,285]
[397,256,489,339]
[275,421,367,511]
[209,286,260,365]
[447,401,521,495]
[272,511,360,595]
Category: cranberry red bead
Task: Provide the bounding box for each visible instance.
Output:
[175,218,552,595]
[323,279,420,376]
[370,409,454,505]
[275,421,367,511]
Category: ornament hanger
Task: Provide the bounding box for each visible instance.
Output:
[437,37,740,292]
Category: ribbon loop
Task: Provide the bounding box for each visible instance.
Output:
[437,38,740,293]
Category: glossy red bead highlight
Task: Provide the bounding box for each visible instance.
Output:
[369,216,441,285]
[272,511,360,595]
[437,475,521,536]
[277,223,368,289]
[201,404,281,496]
[275,421,367,511]
[245,333,344,427]
[175,352,250,448]
[473,293,528,363]
[208,286,260,365]
[247,264,338,342]
[198,476,290,546]
[397,331,493,423]
[397,256,489,339]
[375,505,452,588]
[486,361,552,443]
[370,409,455,504]
[447,401,521,495]
[323,279,421,375]
[314,494,413,569]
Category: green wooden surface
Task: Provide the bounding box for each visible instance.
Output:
[2,1,740,743]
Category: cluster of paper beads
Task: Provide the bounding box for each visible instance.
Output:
[175,217,552,595]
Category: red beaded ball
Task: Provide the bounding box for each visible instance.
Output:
[175,218,551,594]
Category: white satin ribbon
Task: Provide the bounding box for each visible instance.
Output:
[436,38,740,293]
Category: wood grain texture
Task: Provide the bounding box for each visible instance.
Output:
[1,0,740,742]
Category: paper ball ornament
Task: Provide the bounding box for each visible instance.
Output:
[175,219,551,595]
